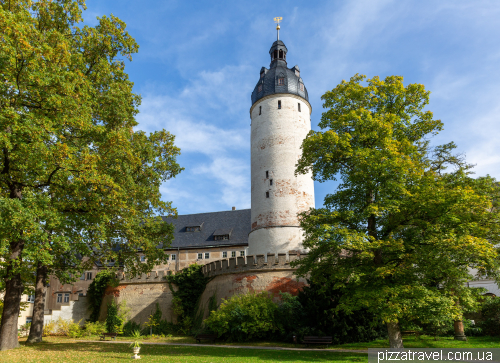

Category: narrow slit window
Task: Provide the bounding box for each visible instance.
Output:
[265,171,269,178]
[298,103,301,112]
[266,191,269,198]
[259,106,261,115]
[278,100,281,109]
[270,179,273,186]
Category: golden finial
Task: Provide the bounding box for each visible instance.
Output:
[274,17,282,40]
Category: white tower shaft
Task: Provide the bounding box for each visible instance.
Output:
[248,94,315,256]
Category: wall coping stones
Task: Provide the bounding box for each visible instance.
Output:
[115,251,308,283]
[202,251,307,278]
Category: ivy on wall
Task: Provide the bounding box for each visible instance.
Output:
[87,270,118,322]
[167,264,210,329]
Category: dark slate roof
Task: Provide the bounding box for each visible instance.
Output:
[160,209,250,249]
[251,40,309,106]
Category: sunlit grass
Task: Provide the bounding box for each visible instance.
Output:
[5,339,366,363]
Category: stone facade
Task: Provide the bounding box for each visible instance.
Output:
[248,93,314,256]
[98,252,306,324]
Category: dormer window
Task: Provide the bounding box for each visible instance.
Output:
[186,223,203,232]
[299,83,304,91]
[258,84,263,93]
[278,78,285,86]
[213,228,232,241]
[260,72,265,79]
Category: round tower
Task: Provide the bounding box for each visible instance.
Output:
[247,38,315,256]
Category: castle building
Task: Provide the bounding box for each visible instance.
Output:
[18,28,497,329]
[20,33,314,328]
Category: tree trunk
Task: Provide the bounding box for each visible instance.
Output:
[0,240,24,351]
[387,322,404,348]
[27,263,48,344]
[453,320,467,341]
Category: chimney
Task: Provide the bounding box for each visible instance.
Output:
[232,206,236,211]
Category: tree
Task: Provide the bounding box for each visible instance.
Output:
[0,0,182,350]
[294,74,500,348]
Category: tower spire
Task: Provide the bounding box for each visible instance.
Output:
[274,17,282,41]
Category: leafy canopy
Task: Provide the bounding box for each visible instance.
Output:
[0,0,183,282]
[295,74,500,328]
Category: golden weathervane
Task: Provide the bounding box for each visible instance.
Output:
[274,17,282,40]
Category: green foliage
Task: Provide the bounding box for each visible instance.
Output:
[144,303,162,335]
[87,270,117,322]
[296,281,386,344]
[478,296,500,336]
[123,320,142,337]
[204,292,279,342]
[0,0,182,346]
[129,330,142,348]
[294,74,500,346]
[84,321,107,337]
[43,320,57,336]
[167,264,210,330]
[67,321,84,338]
[105,301,125,334]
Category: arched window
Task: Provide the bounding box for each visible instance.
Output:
[279,50,283,59]
[274,50,278,59]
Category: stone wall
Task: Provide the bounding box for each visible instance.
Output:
[45,296,90,325]
[99,252,306,324]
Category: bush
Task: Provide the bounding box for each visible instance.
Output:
[106,301,124,333]
[204,292,279,342]
[478,296,500,336]
[84,321,107,337]
[123,320,142,336]
[463,318,483,337]
[43,320,57,336]
[67,320,83,338]
[296,280,386,344]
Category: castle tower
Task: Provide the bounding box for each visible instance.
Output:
[247,32,315,256]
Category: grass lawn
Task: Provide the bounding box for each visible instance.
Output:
[70,334,500,350]
[4,338,366,363]
[5,335,498,362]
[329,336,500,350]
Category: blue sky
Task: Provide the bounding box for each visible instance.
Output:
[84,0,500,216]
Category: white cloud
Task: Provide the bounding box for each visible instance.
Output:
[135,64,252,213]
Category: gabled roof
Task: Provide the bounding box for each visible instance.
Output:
[160,209,250,249]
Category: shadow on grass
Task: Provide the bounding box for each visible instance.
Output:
[19,341,367,362]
